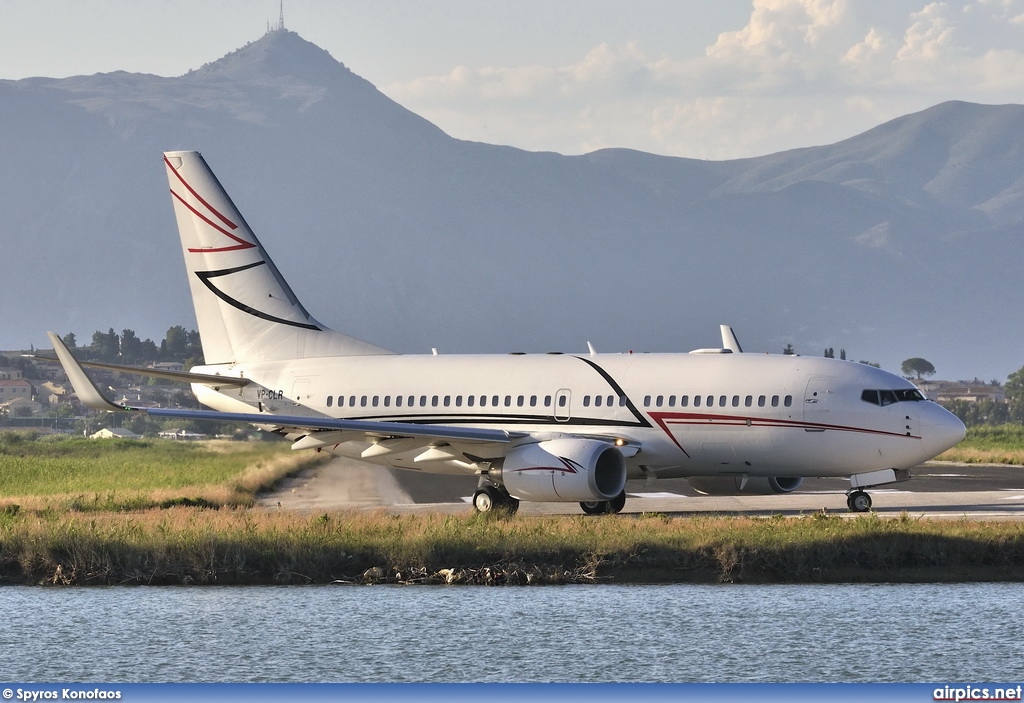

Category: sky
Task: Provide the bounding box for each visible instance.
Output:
[3,0,1024,160]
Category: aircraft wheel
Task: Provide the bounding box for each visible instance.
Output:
[608,490,627,514]
[500,495,520,515]
[580,500,609,515]
[473,486,500,513]
[848,490,872,513]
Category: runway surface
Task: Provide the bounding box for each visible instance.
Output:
[258,457,1024,520]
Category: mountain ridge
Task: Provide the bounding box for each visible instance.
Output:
[0,29,1021,381]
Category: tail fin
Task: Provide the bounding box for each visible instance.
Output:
[163,151,393,364]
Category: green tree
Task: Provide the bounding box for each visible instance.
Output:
[1005,366,1024,401]
[901,357,936,380]
[91,328,119,361]
[783,344,795,356]
[61,332,77,349]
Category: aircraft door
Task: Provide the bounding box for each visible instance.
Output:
[803,376,833,426]
[554,389,571,422]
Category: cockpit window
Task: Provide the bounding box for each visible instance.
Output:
[861,388,925,406]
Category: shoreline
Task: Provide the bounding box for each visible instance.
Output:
[2,508,1022,586]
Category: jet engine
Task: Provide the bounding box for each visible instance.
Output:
[687,476,803,495]
[493,438,627,502]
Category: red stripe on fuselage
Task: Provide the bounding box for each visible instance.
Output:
[649,410,920,453]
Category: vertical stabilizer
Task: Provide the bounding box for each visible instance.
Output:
[163,151,393,364]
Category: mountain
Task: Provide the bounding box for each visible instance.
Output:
[1,29,1021,382]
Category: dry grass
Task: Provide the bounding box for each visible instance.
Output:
[2,509,1022,586]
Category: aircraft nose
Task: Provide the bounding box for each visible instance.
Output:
[920,401,966,457]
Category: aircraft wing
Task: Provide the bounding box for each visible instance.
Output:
[46,332,517,446]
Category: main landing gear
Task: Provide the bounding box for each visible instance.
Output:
[472,484,520,515]
[579,490,627,515]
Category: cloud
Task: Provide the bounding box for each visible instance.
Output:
[384,1,1024,160]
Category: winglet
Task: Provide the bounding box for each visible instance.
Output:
[47,332,127,412]
[720,325,743,354]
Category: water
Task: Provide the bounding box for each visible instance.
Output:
[1,583,1022,682]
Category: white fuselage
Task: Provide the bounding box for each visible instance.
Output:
[191,350,964,480]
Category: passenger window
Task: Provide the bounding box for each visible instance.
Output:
[480,395,487,407]
[694,395,701,407]
[594,395,602,407]
[680,395,689,407]
[758,395,766,407]
[583,396,591,407]
[396,396,403,408]
[745,396,752,407]
[608,395,614,407]
[467,395,475,407]
[706,395,714,407]
[771,395,779,407]
[719,395,727,407]
[656,395,664,407]
[419,396,427,407]
[558,396,567,408]
[431,396,439,407]
[360,396,368,407]
[784,395,793,407]
[326,396,333,408]
[492,395,500,406]
[545,395,552,407]
[644,395,651,407]
[504,396,512,407]
[517,395,524,407]
[455,395,462,407]
[619,396,627,407]
[383,396,390,407]
[732,396,740,407]
[530,395,537,407]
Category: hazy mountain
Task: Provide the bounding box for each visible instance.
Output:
[1,29,1021,381]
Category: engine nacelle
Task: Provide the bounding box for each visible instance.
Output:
[687,476,803,495]
[494,438,627,502]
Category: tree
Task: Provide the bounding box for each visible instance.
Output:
[1005,365,1024,404]
[824,348,834,359]
[61,332,77,349]
[91,328,119,361]
[783,344,795,356]
[901,357,936,380]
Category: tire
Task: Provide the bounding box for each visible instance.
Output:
[849,490,872,513]
[473,486,499,513]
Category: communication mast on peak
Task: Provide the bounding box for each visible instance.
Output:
[266,1,285,33]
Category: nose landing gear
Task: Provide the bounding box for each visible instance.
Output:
[846,490,872,512]
[845,468,911,513]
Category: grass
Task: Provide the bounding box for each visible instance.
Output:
[937,424,1024,465]
[0,428,1023,586]
[1,509,1022,586]
[0,433,324,511]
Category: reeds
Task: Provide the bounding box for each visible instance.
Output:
[2,509,1022,586]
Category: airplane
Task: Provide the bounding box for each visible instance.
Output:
[45,150,967,515]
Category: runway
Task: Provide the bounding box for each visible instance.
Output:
[258,457,1024,520]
